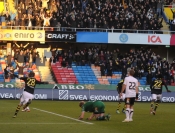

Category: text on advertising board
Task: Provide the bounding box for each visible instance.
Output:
[47,33,74,40]
[148,35,162,43]
[45,31,76,42]
[0,30,45,41]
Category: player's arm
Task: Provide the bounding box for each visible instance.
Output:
[35,80,49,84]
[150,80,154,90]
[23,43,29,48]
[79,112,85,120]
[120,84,126,97]
[135,81,139,100]
[15,43,20,48]
[87,113,95,120]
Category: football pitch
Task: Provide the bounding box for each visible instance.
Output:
[0,100,175,133]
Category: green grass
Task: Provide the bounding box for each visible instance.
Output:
[0,100,175,133]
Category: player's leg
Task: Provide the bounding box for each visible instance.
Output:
[122,98,130,122]
[23,99,32,110]
[129,98,135,122]
[116,98,122,114]
[122,94,126,113]
[150,94,157,114]
[153,94,161,115]
[13,94,25,118]
[22,92,33,110]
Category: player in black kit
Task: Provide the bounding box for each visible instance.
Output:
[116,79,126,114]
[150,74,171,115]
[13,71,48,118]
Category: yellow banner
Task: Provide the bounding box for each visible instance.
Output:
[0,2,4,14]
[0,30,45,42]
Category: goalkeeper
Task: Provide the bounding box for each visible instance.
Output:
[78,100,110,121]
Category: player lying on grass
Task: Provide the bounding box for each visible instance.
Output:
[116,78,126,114]
[13,71,48,118]
[150,74,171,115]
[78,100,110,121]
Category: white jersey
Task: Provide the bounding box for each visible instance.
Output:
[123,76,138,98]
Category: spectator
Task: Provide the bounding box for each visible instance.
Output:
[146,71,153,85]
[7,52,12,66]
[100,63,106,76]
[61,58,67,67]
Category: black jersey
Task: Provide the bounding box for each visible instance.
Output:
[117,79,125,93]
[20,77,46,94]
[150,79,168,94]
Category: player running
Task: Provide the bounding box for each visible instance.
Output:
[150,74,171,115]
[13,71,48,118]
[120,69,139,122]
[116,79,126,114]
[79,101,110,121]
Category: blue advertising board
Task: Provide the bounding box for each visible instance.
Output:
[76,32,108,43]
[0,88,174,102]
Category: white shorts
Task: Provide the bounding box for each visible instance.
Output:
[20,91,34,105]
[119,93,125,101]
[152,94,162,101]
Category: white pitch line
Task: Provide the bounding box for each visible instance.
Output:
[33,108,93,125]
[0,123,85,125]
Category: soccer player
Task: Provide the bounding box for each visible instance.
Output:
[116,79,126,114]
[78,101,110,121]
[13,71,48,118]
[120,69,139,122]
[150,74,171,115]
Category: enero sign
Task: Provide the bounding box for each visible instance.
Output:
[0,29,45,42]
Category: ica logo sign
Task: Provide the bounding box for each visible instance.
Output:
[148,35,162,43]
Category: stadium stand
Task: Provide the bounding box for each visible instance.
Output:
[0,0,172,32]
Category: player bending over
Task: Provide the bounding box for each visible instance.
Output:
[116,79,126,114]
[150,74,171,115]
[120,69,139,122]
[79,101,110,121]
[13,71,48,118]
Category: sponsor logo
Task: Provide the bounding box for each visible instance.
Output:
[148,35,162,43]
[119,34,128,43]
[47,33,75,40]
[5,33,11,38]
[59,90,68,100]
[0,30,45,41]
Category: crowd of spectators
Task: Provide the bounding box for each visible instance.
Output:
[50,45,175,85]
[4,43,38,80]
[1,0,174,32]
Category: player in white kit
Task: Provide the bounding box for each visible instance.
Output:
[120,69,139,122]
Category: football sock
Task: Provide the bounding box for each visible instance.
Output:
[23,100,31,110]
[150,102,154,111]
[116,101,121,110]
[125,108,130,120]
[14,104,22,116]
[154,102,159,111]
[122,104,126,111]
[129,109,134,119]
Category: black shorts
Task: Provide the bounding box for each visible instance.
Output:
[125,97,135,106]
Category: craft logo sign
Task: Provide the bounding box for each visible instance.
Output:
[45,31,76,42]
[0,30,45,41]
